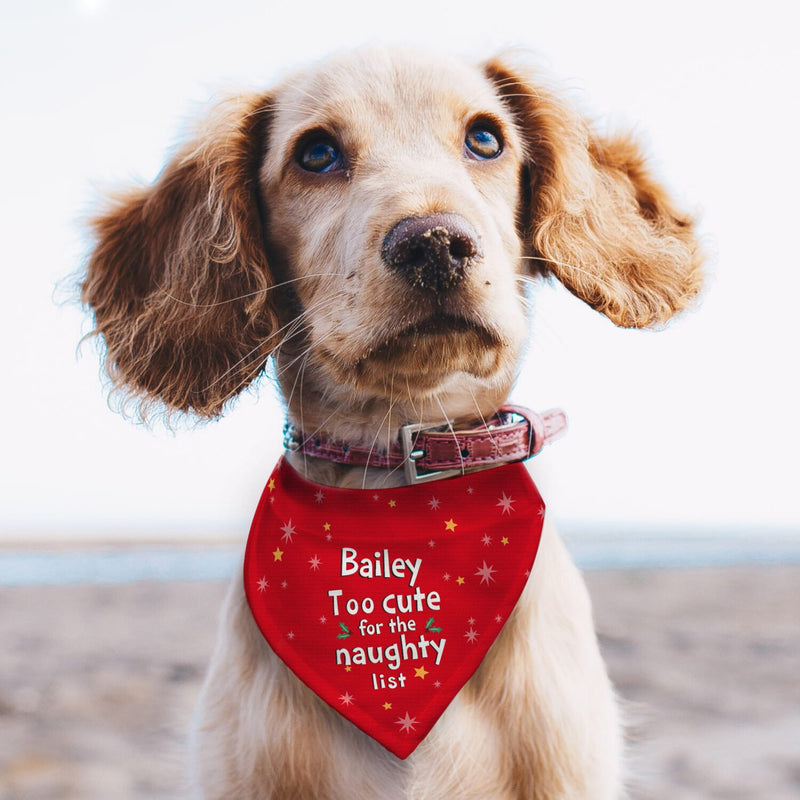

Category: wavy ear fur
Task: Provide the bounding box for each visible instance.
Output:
[485,59,703,328]
[81,93,276,418]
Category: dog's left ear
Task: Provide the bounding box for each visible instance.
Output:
[485,58,703,328]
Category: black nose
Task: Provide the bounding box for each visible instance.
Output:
[381,213,482,292]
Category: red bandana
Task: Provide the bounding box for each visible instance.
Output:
[244,457,545,759]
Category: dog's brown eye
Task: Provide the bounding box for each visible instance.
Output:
[465,125,502,160]
[298,137,342,173]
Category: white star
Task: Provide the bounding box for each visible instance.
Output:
[495,614,503,623]
[280,519,297,542]
[339,692,355,707]
[257,576,269,592]
[319,615,327,624]
[442,572,451,581]
[475,560,497,585]
[287,631,295,640]
[538,506,546,518]
[496,493,516,514]
[314,490,325,504]
[281,580,288,589]
[468,616,476,625]
[395,712,417,733]
[308,554,322,571]
[428,539,436,548]
[428,497,440,510]
[481,534,492,546]
[433,680,442,689]
[325,533,333,542]
[464,628,479,644]
[373,493,380,501]
[466,486,474,494]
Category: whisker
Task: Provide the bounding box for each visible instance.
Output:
[159,272,330,309]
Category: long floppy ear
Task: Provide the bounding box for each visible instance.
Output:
[485,59,703,328]
[81,92,277,418]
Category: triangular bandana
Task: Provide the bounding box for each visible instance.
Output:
[244,457,545,759]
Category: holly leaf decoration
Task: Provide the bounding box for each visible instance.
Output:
[425,617,442,633]
[337,622,351,640]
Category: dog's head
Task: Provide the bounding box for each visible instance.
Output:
[82,48,702,435]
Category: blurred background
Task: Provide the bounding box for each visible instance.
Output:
[1,2,798,799]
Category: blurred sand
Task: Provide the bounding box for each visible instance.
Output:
[1,566,798,799]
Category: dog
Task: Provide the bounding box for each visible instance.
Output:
[82,47,702,799]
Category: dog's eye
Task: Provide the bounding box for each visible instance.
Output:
[297,136,342,173]
[465,125,502,160]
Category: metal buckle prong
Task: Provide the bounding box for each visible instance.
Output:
[400,420,463,484]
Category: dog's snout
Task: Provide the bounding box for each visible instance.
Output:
[381,213,482,292]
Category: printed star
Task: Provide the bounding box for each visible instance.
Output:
[325,533,333,542]
[475,560,497,585]
[464,628,479,644]
[466,486,474,495]
[388,499,397,508]
[456,576,465,586]
[339,692,354,707]
[524,569,531,577]
[442,572,451,581]
[414,666,429,680]
[281,580,288,589]
[383,702,392,710]
[345,666,352,672]
[287,631,295,640]
[319,615,327,624]
[495,614,503,623]
[428,497,440,510]
[468,616,476,626]
[538,506,546,518]
[308,554,322,571]
[433,680,442,689]
[428,539,436,548]
[501,536,510,546]
[267,478,276,492]
[257,576,269,592]
[395,712,418,733]
[280,520,297,542]
[314,490,325,504]
[323,522,331,531]
[444,518,458,532]
[496,492,516,514]
[272,547,284,562]
[481,534,492,546]
[372,493,380,501]
[269,496,276,504]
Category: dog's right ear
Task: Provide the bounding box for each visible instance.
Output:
[81,92,278,419]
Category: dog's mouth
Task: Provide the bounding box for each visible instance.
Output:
[334,315,507,392]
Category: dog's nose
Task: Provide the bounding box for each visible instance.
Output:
[381,213,482,292]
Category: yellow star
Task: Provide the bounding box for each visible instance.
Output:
[272,547,284,562]
[382,701,392,710]
[456,576,465,585]
[501,536,509,546]
[444,518,458,532]
[388,499,397,508]
[345,666,352,672]
[268,478,276,492]
[414,666,429,680]
[323,522,331,531]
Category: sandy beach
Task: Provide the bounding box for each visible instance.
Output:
[1,565,798,799]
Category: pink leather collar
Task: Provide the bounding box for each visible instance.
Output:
[283,405,567,483]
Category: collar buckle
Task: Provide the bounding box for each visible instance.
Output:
[400,420,464,484]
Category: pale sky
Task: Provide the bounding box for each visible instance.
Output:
[1,0,798,540]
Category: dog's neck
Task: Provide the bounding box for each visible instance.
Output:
[278,376,513,490]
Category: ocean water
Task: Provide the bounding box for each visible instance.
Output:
[1,533,799,586]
